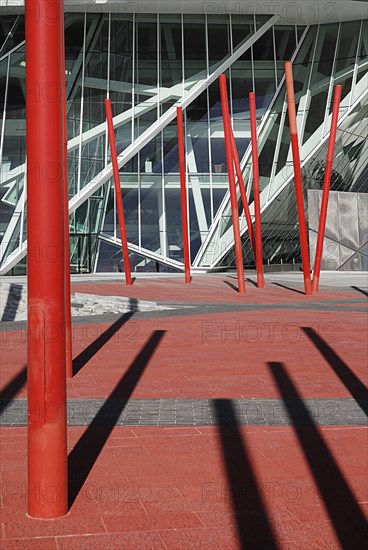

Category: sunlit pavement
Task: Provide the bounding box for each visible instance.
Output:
[1,273,367,549]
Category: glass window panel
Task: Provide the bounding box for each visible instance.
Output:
[233,137,249,163]
[258,111,282,187]
[335,74,353,104]
[335,21,361,75]
[110,16,133,83]
[96,240,121,272]
[163,122,179,174]
[208,73,229,171]
[292,27,317,95]
[186,90,210,173]
[253,28,276,112]
[231,15,254,49]
[275,114,290,176]
[0,16,18,49]
[302,25,339,145]
[140,134,162,175]
[2,49,26,172]
[183,15,206,82]
[358,20,368,62]
[254,77,276,111]
[275,26,297,82]
[314,24,339,79]
[0,16,24,56]
[165,186,184,261]
[140,183,161,253]
[304,88,329,143]
[160,14,182,90]
[207,15,231,67]
[188,188,202,261]
[137,15,157,87]
[231,53,253,116]
[122,183,139,245]
[253,27,274,61]
[213,188,227,215]
[66,15,96,140]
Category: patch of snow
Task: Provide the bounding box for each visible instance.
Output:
[0,283,175,322]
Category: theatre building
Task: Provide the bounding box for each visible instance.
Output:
[0,0,367,275]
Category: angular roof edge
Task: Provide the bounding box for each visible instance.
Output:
[1,0,367,25]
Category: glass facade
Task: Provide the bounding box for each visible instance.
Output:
[0,12,367,274]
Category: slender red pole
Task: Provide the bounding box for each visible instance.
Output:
[229,129,256,259]
[177,107,191,284]
[61,4,73,378]
[284,61,312,296]
[104,99,132,285]
[219,75,246,294]
[26,0,67,517]
[312,85,342,293]
[249,92,265,289]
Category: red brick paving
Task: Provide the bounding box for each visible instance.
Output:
[1,426,366,548]
[71,276,353,304]
[1,277,367,548]
[1,310,366,400]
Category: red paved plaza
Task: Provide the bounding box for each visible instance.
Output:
[1,274,367,549]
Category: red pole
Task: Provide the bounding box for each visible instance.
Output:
[219,75,246,294]
[104,99,132,285]
[177,107,191,284]
[26,0,67,517]
[61,4,73,378]
[229,129,256,258]
[284,61,312,296]
[249,92,265,289]
[312,85,342,293]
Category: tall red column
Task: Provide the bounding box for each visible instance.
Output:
[219,75,245,294]
[284,62,312,296]
[104,99,132,285]
[177,107,191,284]
[312,85,342,293]
[229,129,256,258]
[26,0,67,517]
[61,4,73,378]
[249,92,265,289]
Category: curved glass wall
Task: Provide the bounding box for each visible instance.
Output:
[199,20,368,269]
[0,13,367,274]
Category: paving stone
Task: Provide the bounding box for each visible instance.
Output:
[1,398,366,426]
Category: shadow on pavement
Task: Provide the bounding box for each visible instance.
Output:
[68,330,166,508]
[351,286,368,298]
[268,361,368,548]
[272,282,304,295]
[1,284,23,322]
[0,366,27,413]
[72,311,135,376]
[223,280,241,294]
[213,399,278,549]
[303,327,368,416]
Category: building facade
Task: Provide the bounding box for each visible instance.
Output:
[0,1,367,274]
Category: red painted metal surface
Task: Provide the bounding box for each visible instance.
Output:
[249,92,265,289]
[61,6,73,378]
[312,85,342,293]
[219,75,246,294]
[230,129,256,259]
[284,62,312,296]
[26,0,67,517]
[177,107,191,283]
[104,99,132,285]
